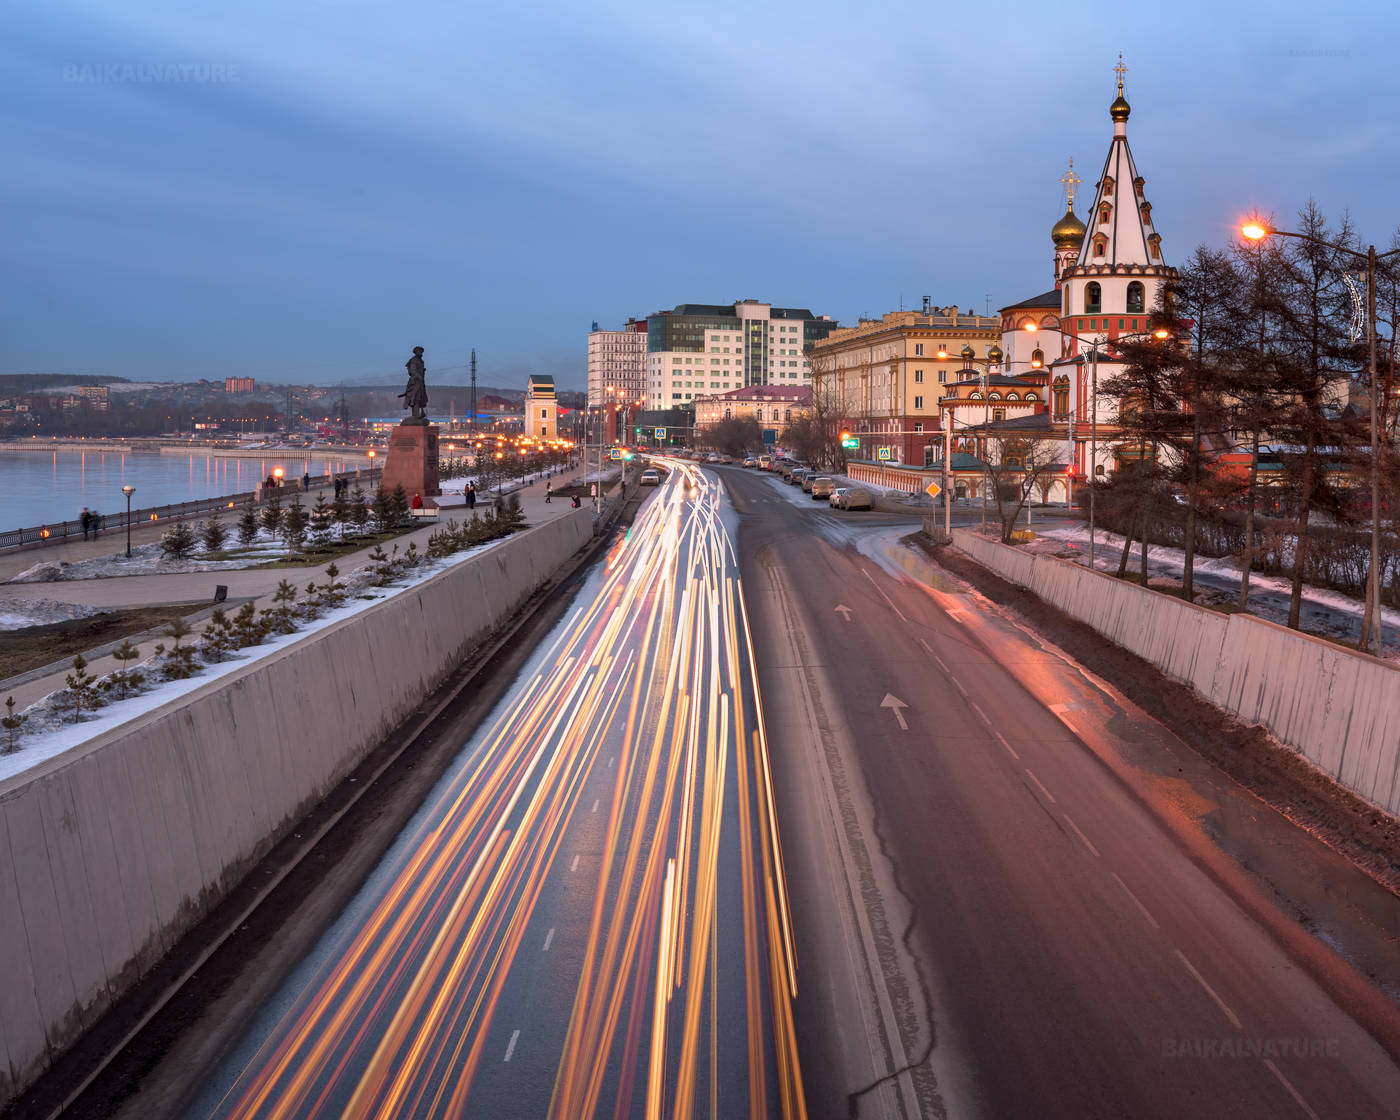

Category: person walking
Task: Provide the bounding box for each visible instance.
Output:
[80,507,91,540]
[545,481,552,504]
[466,484,476,510]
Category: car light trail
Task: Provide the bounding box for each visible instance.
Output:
[209,460,806,1119]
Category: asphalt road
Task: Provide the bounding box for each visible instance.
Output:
[189,461,805,1120]
[727,465,1400,1120]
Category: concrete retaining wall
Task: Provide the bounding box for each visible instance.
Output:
[952,529,1400,819]
[0,509,593,1105]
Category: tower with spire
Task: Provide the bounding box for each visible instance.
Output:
[1052,158,1085,284]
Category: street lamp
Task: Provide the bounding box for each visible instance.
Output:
[121,484,135,558]
[1242,219,1397,653]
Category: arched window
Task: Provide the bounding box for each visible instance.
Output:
[1102,176,1115,197]
[1148,233,1162,260]
[993,409,1006,422]
[989,391,1002,400]
[1006,392,1019,400]
[1031,347,1045,367]
[1126,281,1145,313]
[1085,282,1102,313]
[1024,391,1038,401]
[724,408,732,419]
[1099,202,1112,224]
[970,390,983,400]
[784,408,791,422]
[1052,375,1070,421]
[1093,237,1107,258]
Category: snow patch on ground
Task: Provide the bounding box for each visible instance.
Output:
[0,598,101,628]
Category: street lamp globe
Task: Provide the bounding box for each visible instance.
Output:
[121,484,135,559]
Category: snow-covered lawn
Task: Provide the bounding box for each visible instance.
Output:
[1025,521,1399,661]
[0,532,517,780]
[0,598,100,628]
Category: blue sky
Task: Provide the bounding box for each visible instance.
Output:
[3,0,1397,390]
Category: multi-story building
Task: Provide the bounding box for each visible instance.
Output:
[587,320,648,408]
[810,305,1000,466]
[693,385,812,445]
[524,374,557,441]
[225,376,256,394]
[644,300,838,411]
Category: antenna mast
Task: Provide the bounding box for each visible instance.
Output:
[469,349,478,434]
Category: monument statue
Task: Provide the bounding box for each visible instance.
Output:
[399,346,428,423]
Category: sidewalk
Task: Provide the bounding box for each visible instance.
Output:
[0,465,598,713]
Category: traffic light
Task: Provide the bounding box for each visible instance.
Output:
[841,430,851,441]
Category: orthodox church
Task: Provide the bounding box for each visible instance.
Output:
[954,60,1178,500]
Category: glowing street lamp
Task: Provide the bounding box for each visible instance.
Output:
[122,484,135,557]
[1240,216,1398,652]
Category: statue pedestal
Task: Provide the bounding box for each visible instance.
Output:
[380,423,441,499]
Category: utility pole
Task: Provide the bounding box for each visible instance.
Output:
[469,349,478,436]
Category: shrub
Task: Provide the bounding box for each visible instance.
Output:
[200,608,234,662]
[3,695,29,752]
[237,504,260,547]
[201,517,228,553]
[101,639,145,699]
[160,522,198,559]
[153,618,199,680]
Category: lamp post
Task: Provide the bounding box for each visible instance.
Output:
[1243,219,1397,654]
[122,484,135,558]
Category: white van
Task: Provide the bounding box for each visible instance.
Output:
[757,455,773,470]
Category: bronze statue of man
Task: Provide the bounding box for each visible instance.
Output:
[400,346,428,422]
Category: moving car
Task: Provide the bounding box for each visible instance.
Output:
[742,457,758,468]
[801,471,818,493]
[789,468,808,487]
[639,468,661,486]
[809,477,835,500]
[757,455,772,470]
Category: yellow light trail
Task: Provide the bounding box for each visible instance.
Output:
[211,458,806,1119]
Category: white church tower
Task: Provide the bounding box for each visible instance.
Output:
[1057,57,1178,479]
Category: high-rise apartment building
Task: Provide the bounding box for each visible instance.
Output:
[644,301,838,410]
[587,319,648,408]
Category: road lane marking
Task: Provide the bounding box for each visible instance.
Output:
[1110,872,1159,929]
[952,677,969,699]
[570,854,580,872]
[861,567,908,622]
[592,799,600,813]
[918,637,932,652]
[880,693,910,730]
[609,756,615,767]
[834,604,853,621]
[969,701,990,726]
[504,1029,520,1062]
[1062,814,1100,857]
[933,654,950,673]
[995,733,1020,760]
[1024,768,1056,803]
[1264,1059,1321,1120]
[543,928,555,952]
[1175,950,1242,1030]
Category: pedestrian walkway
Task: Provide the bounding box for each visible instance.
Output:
[0,465,596,713]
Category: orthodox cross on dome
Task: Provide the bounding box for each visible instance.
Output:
[1059,158,1082,208]
[1114,54,1127,95]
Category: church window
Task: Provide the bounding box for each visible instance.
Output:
[1134,176,1145,197]
[970,390,983,400]
[1007,392,1019,400]
[1085,283,1102,314]
[1093,236,1107,258]
[1140,202,1152,224]
[989,392,1002,400]
[1031,348,1045,367]
[1099,202,1112,224]
[1052,375,1070,420]
[1102,176,1115,196]
[1148,234,1162,259]
[993,409,1006,421]
[1025,391,1038,401]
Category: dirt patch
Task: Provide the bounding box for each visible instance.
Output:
[913,535,1400,897]
[0,607,196,680]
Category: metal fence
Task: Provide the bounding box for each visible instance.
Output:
[0,469,378,552]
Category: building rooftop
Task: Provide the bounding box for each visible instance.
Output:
[1000,289,1062,312]
[720,384,813,402]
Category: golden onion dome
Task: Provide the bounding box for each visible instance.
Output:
[1052,207,1086,245]
[988,344,1004,362]
[1110,94,1131,122]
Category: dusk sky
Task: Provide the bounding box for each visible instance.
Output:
[4,0,1397,390]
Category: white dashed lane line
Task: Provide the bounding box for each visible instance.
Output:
[1110,872,1159,929]
[1175,949,1242,1030]
[1024,768,1057,804]
[504,1029,520,1062]
[1062,814,1100,858]
[543,928,555,952]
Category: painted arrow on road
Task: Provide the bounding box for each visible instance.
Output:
[880,693,909,730]
[834,604,853,621]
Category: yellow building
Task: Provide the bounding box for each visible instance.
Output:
[693,384,812,444]
[525,374,557,440]
[809,306,1000,465]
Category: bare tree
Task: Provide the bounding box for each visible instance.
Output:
[981,435,1064,543]
[703,415,763,458]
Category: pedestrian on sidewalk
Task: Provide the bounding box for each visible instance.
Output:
[466,484,476,510]
[411,492,423,510]
[80,507,91,540]
[545,482,552,503]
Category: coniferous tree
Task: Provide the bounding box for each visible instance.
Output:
[160,521,198,559]
[201,517,228,554]
[283,497,308,553]
[231,601,268,647]
[200,608,234,662]
[390,484,410,524]
[371,489,396,534]
[154,618,199,679]
[2,696,27,753]
[309,494,334,550]
[63,653,101,720]
[349,486,370,536]
[102,639,145,699]
[238,503,260,547]
[261,489,285,538]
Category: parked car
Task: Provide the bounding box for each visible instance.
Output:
[789,468,808,487]
[809,476,835,499]
[828,487,848,507]
[639,468,660,486]
[833,485,874,510]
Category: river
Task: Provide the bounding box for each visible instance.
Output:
[0,449,367,530]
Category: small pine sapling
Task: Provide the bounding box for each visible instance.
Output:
[160,521,197,559]
[230,601,267,647]
[102,639,145,699]
[201,517,228,553]
[156,618,199,680]
[403,540,420,568]
[200,608,234,662]
[321,562,345,607]
[2,696,28,753]
[350,486,370,535]
[371,489,395,535]
[300,581,322,620]
[64,653,101,721]
[237,503,260,547]
[389,484,409,524]
[283,498,308,553]
[367,544,392,586]
[261,490,285,537]
[309,494,333,550]
[331,487,349,535]
[268,578,299,633]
